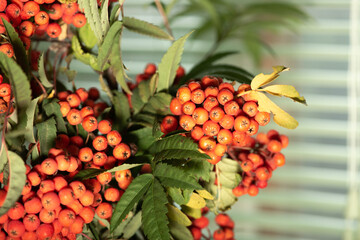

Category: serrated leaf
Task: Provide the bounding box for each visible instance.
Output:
[78,0,103,43]
[110,174,153,232]
[109,34,131,94]
[2,19,30,75]
[128,127,157,150]
[184,193,206,209]
[112,90,130,132]
[100,0,110,36]
[25,97,40,143]
[181,205,201,219]
[38,53,53,88]
[167,204,191,226]
[157,31,193,92]
[262,84,307,105]
[151,134,197,153]
[111,211,133,237]
[149,72,159,95]
[123,16,173,40]
[154,149,208,162]
[154,163,202,190]
[106,164,143,173]
[195,189,214,200]
[181,158,212,182]
[0,151,26,216]
[169,220,193,240]
[42,100,67,134]
[217,158,240,173]
[142,178,170,240]
[168,188,187,205]
[249,91,299,129]
[79,23,98,49]
[251,66,289,90]
[131,80,151,114]
[36,118,57,156]
[152,118,163,139]
[122,211,142,239]
[98,21,122,71]
[0,52,31,129]
[71,35,94,65]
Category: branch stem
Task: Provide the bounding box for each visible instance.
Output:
[154,0,174,39]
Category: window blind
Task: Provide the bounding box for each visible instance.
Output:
[71,0,358,239]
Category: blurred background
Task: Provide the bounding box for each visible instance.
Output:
[72,0,360,239]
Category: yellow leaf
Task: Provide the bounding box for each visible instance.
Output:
[181,205,202,219]
[262,85,307,105]
[195,189,214,200]
[251,66,289,90]
[249,91,299,129]
[167,204,192,226]
[184,193,206,209]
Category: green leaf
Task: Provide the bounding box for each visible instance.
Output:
[181,158,212,182]
[97,21,122,71]
[0,52,31,130]
[2,19,30,75]
[167,204,191,226]
[42,100,67,134]
[152,118,163,139]
[181,51,238,83]
[100,0,110,36]
[36,118,57,156]
[157,31,193,92]
[38,53,53,88]
[75,164,142,180]
[112,91,130,132]
[0,151,26,216]
[151,133,196,153]
[0,145,7,173]
[169,221,193,240]
[142,178,170,240]
[149,72,159,95]
[191,0,220,35]
[122,211,142,239]
[109,34,131,94]
[154,163,202,190]
[71,35,95,65]
[78,0,103,43]
[128,127,157,150]
[123,16,173,40]
[24,97,40,143]
[79,23,98,49]
[110,174,153,232]
[168,188,188,206]
[131,80,152,115]
[109,4,120,25]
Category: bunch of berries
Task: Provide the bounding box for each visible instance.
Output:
[166,77,271,165]
[189,208,235,240]
[0,75,13,115]
[230,129,288,197]
[0,0,88,57]
[0,86,134,239]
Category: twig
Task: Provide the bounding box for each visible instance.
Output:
[154,0,174,39]
[215,164,221,205]
[31,72,47,97]
[80,233,93,240]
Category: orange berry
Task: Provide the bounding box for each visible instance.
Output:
[246,119,259,136]
[93,152,107,166]
[79,206,95,224]
[182,101,196,115]
[201,76,219,88]
[0,83,11,97]
[40,158,58,175]
[69,216,84,234]
[267,140,282,153]
[203,96,219,112]
[58,101,71,117]
[79,190,94,207]
[113,143,131,160]
[66,93,81,108]
[190,126,204,141]
[217,89,233,105]
[67,199,83,215]
[255,111,270,126]
[214,143,227,157]
[115,169,132,188]
[232,131,246,145]
[96,172,112,185]
[209,107,225,122]
[192,107,209,125]
[98,120,112,134]
[35,11,49,25]
[199,136,216,151]
[58,209,76,227]
[202,120,220,136]
[234,115,250,132]
[170,98,183,115]
[19,20,35,37]
[55,155,70,171]
[58,188,75,205]
[0,43,14,58]
[72,13,87,28]
[179,115,196,131]
[107,130,122,146]
[24,197,42,214]
[41,192,60,211]
[7,220,25,238]
[224,100,240,116]
[23,1,40,18]
[78,147,93,162]
[23,214,40,232]
[36,223,54,240]
[39,180,55,194]
[219,114,234,130]
[104,188,121,202]
[92,136,108,151]
[217,129,233,145]
[66,109,82,125]
[84,179,101,194]
[248,184,259,196]
[273,153,286,167]
[242,101,258,117]
[205,150,221,165]
[46,22,61,38]
[176,86,191,104]
[39,208,56,223]
[53,176,68,192]
[7,202,24,220]
[91,193,102,208]
[96,203,113,219]
[161,115,178,133]
[204,86,219,97]
[187,81,201,91]
[191,89,205,104]
[279,134,289,148]
[82,115,98,132]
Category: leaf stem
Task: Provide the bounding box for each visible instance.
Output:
[154,0,174,40]
[215,164,221,207]
[80,233,93,240]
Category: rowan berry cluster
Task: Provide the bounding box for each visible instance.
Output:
[0,75,13,115]
[189,208,235,240]
[230,129,288,197]
[0,0,87,58]
[0,86,134,239]
[166,77,270,165]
